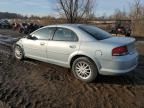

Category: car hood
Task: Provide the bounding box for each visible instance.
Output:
[101,37,136,46]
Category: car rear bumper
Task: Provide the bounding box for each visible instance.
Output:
[99,52,138,75]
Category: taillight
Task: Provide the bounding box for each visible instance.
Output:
[112,46,128,56]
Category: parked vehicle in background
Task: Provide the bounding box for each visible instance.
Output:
[0,19,11,29]
[14,24,138,82]
[110,20,131,36]
[16,23,43,34]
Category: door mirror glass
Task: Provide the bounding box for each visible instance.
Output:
[27,35,38,40]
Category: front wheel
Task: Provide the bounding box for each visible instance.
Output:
[14,45,24,60]
[72,57,98,83]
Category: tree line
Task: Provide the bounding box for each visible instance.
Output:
[0,0,143,22]
[0,12,24,19]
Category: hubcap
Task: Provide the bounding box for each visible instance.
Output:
[75,61,91,79]
[15,46,22,59]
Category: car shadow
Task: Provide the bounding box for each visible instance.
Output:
[95,72,137,85]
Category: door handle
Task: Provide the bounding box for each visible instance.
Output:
[40,42,45,45]
[69,45,76,48]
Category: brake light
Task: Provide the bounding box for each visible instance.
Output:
[112,46,128,56]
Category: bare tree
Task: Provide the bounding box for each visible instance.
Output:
[129,0,143,20]
[129,0,144,36]
[57,0,96,23]
[110,8,128,20]
[141,5,144,17]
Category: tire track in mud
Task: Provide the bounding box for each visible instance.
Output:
[0,45,74,108]
[0,43,143,108]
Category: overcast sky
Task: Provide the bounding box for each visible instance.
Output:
[0,0,144,17]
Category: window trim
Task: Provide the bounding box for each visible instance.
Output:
[51,27,79,42]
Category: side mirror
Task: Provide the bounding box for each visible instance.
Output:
[27,35,38,40]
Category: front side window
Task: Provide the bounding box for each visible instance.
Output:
[53,28,78,41]
[31,27,56,40]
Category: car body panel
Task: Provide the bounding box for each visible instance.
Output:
[99,51,138,75]
[101,37,135,46]
[46,41,80,67]
[22,38,47,60]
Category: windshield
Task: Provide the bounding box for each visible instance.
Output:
[79,25,112,40]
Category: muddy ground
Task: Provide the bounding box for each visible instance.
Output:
[0,29,144,108]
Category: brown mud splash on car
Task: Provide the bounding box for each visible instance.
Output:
[0,30,144,108]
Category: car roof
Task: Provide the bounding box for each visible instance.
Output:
[44,24,85,29]
[32,24,82,34]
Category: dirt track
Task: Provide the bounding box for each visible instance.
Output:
[0,29,144,108]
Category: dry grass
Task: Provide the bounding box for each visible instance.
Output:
[27,18,144,37]
[132,20,144,37]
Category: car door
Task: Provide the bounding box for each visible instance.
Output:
[47,27,80,66]
[22,27,56,60]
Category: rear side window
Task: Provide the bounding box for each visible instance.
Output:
[53,28,78,41]
[31,27,56,40]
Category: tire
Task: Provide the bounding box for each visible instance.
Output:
[14,45,24,60]
[72,57,98,83]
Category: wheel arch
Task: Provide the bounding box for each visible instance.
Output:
[13,40,23,49]
[69,54,101,73]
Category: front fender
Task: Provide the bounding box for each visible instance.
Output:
[14,39,23,49]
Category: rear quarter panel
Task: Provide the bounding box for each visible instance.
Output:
[78,41,117,71]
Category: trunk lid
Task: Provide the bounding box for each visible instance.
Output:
[101,37,136,54]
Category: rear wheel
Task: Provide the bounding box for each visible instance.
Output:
[72,57,98,83]
[14,45,24,60]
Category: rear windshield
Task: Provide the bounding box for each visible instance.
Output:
[79,25,111,40]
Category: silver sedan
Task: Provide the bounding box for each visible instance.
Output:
[14,24,138,82]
